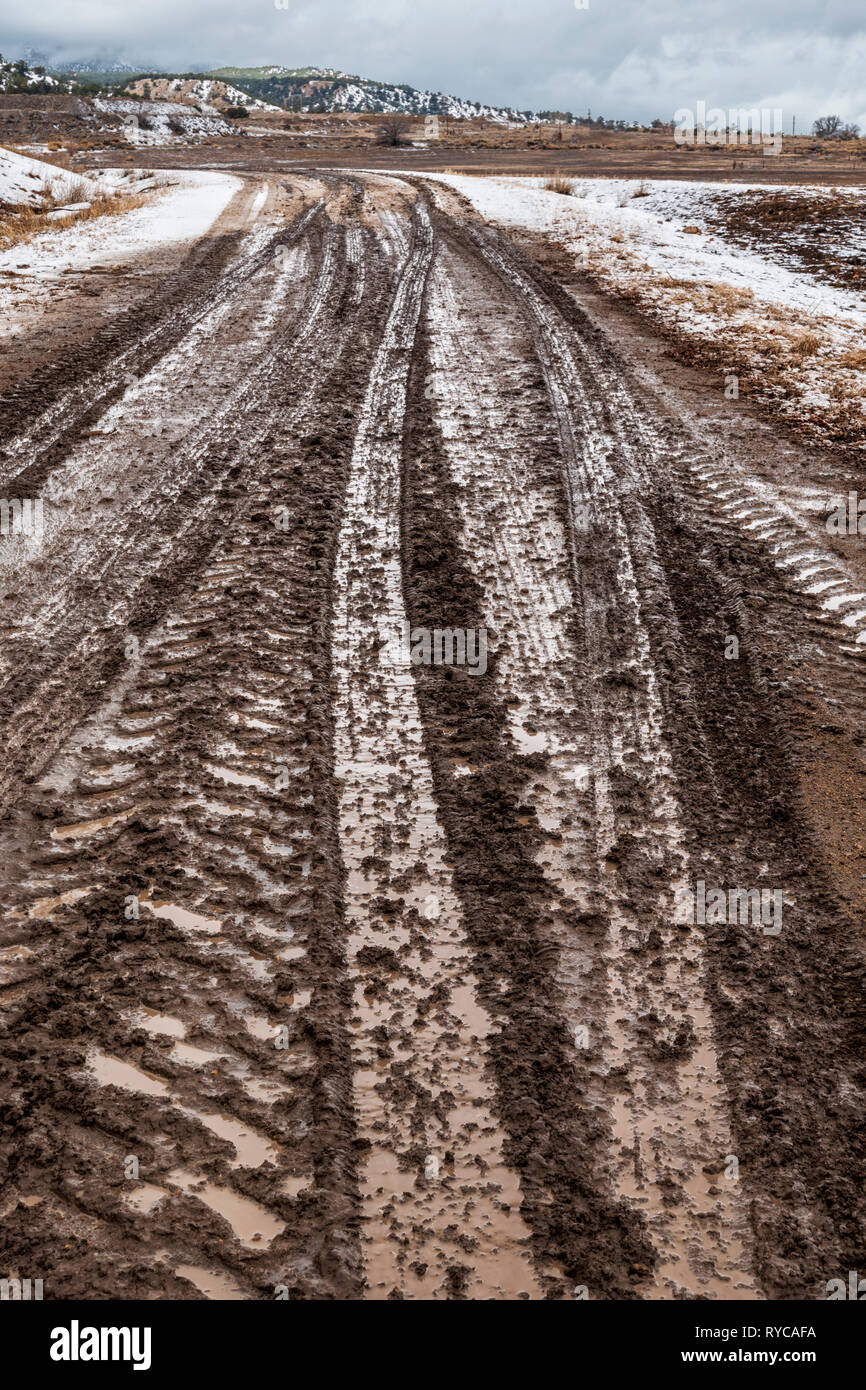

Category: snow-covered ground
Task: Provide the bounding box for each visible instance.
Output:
[0,146,105,207]
[0,151,241,339]
[123,77,282,113]
[92,98,236,144]
[419,172,866,447]
[428,175,865,327]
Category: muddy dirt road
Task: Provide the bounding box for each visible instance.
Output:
[1,169,864,1301]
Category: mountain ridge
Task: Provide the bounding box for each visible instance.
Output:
[4,53,574,123]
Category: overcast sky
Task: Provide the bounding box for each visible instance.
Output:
[4,1,865,128]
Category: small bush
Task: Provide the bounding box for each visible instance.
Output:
[47,175,90,206]
[544,175,574,195]
[375,115,412,146]
[790,331,821,359]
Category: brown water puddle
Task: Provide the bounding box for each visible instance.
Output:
[29,886,91,919]
[176,1108,278,1169]
[140,897,222,935]
[88,1051,277,1167]
[171,1041,227,1068]
[126,1007,187,1039]
[165,1169,285,1248]
[86,1050,169,1098]
[174,1263,247,1300]
[281,1175,313,1198]
[124,1184,171,1215]
[51,807,140,841]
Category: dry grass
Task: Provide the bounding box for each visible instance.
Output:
[788,330,822,358]
[46,174,92,205]
[0,186,150,251]
[840,346,866,370]
[544,175,574,196]
[542,218,862,452]
[707,282,756,314]
[763,301,796,323]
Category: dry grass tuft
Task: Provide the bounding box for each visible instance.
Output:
[789,330,822,359]
[840,346,866,371]
[707,282,756,314]
[0,185,150,251]
[45,174,91,206]
[544,175,574,196]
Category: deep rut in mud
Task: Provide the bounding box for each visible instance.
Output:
[1,170,864,1301]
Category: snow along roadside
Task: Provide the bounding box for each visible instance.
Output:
[0,167,243,341]
[416,172,866,454]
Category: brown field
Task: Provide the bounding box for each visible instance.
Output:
[2,96,865,185]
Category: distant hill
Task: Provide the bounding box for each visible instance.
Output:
[204,66,544,123]
[53,60,149,75]
[0,55,72,94]
[7,53,570,124]
[123,76,282,112]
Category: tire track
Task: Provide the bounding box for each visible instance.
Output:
[419,198,760,1297]
[2,167,863,1303]
[0,185,394,1299]
[425,193,866,1297]
[332,197,545,1300]
[0,193,333,813]
[0,182,322,494]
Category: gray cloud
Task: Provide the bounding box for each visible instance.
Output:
[4,0,865,127]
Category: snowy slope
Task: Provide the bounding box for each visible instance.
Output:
[93,98,235,144]
[124,77,282,113]
[0,167,241,339]
[0,58,70,93]
[207,65,541,122]
[0,147,102,207]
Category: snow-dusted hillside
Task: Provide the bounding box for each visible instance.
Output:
[92,97,236,144]
[124,77,281,113]
[0,146,102,207]
[6,54,548,121]
[322,79,534,123]
[206,65,542,122]
[0,56,71,94]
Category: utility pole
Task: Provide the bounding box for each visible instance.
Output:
[792,115,796,136]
